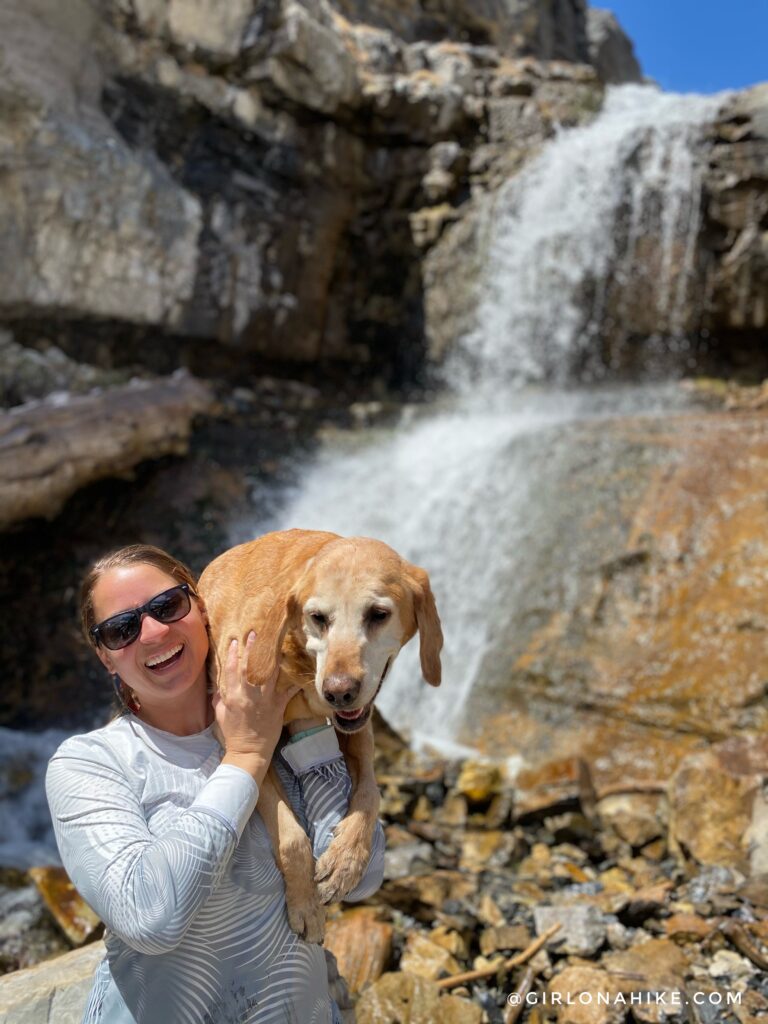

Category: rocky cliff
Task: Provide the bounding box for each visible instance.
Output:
[0,0,640,386]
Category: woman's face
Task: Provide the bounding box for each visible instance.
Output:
[92,563,210,715]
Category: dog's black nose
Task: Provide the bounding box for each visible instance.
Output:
[323,674,361,707]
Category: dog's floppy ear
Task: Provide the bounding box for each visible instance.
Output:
[246,589,298,686]
[406,564,443,687]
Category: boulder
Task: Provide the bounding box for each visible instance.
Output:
[0,942,104,1024]
[324,907,394,994]
[355,971,483,1024]
[458,407,768,794]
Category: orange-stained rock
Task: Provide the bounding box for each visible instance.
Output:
[28,866,101,946]
[356,972,483,1024]
[459,410,768,792]
[323,907,394,995]
[459,830,513,872]
[597,793,666,848]
[455,760,502,803]
[429,925,470,960]
[669,734,768,872]
[399,933,462,981]
[514,758,596,820]
[547,966,624,1024]
[665,912,715,942]
[602,937,689,986]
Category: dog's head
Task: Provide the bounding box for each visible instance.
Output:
[247,537,443,733]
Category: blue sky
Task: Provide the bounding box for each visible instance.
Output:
[602,0,767,95]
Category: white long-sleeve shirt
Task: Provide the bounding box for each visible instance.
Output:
[45,716,384,1024]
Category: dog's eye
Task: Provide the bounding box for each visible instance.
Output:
[367,607,391,624]
[310,612,328,629]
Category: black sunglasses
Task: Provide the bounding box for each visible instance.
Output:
[90,584,192,651]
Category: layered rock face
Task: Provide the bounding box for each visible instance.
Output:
[703,85,768,341]
[0,0,641,380]
[423,79,768,377]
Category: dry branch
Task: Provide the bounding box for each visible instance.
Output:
[435,922,561,991]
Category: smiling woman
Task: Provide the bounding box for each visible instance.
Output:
[45,543,385,1024]
[82,550,212,733]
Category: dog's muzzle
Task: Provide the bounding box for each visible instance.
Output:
[328,659,391,734]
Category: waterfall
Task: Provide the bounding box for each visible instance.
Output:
[255,87,723,750]
[445,85,723,391]
[3,87,728,867]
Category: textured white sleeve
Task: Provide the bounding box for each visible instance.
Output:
[46,739,258,955]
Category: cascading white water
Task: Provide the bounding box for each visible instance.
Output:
[4,87,727,867]
[256,85,723,751]
[445,85,722,391]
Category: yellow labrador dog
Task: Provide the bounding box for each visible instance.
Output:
[198,529,442,941]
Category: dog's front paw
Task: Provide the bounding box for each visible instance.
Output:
[315,822,371,904]
[286,884,325,944]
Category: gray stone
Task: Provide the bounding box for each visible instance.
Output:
[0,942,105,1024]
[167,0,255,58]
[534,903,607,956]
[0,0,201,326]
[383,840,435,880]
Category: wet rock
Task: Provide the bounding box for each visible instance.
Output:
[534,904,607,957]
[324,907,393,995]
[462,409,768,794]
[27,867,100,947]
[355,971,483,1024]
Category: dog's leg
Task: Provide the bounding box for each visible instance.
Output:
[259,767,325,943]
[315,722,380,904]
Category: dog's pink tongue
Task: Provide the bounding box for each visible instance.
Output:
[336,707,364,720]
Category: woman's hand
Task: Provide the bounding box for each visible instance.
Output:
[213,633,300,785]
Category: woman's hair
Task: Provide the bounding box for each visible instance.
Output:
[80,544,199,650]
